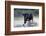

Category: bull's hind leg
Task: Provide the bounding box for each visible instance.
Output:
[30,18,33,23]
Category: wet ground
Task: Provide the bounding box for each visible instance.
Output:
[14,16,39,27]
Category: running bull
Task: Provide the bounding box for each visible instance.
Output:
[22,13,33,26]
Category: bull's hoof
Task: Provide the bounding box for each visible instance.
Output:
[23,24,24,26]
[23,24,25,27]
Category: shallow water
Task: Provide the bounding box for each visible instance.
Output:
[14,16,39,27]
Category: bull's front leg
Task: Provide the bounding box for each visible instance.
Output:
[23,17,26,27]
[32,17,33,23]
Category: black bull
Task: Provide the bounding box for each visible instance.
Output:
[22,14,33,24]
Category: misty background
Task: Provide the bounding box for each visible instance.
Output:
[14,8,39,17]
